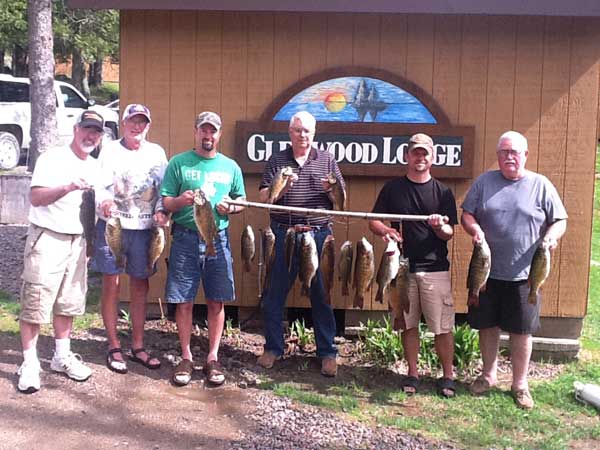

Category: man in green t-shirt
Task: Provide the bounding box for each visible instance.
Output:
[161,111,246,386]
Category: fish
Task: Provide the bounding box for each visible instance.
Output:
[268,166,294,203]
[338,240,354,296]
[528,241,552,305]
[284,227,296,272]
[241,225,255,272]
[320,235,335,304]
[375,240,400,304]
[193,189,218,256]
[298,232,319,297]
[148,225,166,271]
[105,216,124,268]
[79,189,96,257]
[466,238,492,307]
[389,253,410,329]
[353,237,375,309]
[262,227,276,287]
[325,172,346,211]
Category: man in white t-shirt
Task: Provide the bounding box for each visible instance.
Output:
[92,104,168,375]
[17,110,104,393]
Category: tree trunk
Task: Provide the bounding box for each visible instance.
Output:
[27,0,57,171]
[89,56,103,87]
[71,48,86,93]
[13,45,28,77]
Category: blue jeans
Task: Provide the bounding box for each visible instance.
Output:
[262,222,337,358]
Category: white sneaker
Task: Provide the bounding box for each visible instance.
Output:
[17,359,41,393]
[50,352,92,381]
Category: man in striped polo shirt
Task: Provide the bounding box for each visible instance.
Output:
[257,111,345,377]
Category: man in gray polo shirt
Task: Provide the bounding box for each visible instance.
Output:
[461,130,567,409]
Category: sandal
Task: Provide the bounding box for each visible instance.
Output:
[401,375,419,395]
[172,359,193,386]
[203,360,225,386]
[437,377,456,398]
[129,347,161,370]
[469,376,492,395]
[106,348,127,374]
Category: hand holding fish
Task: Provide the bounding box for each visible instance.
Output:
[100,199,116,219]
[153,210,170,227]
[175,190,196,210]
[68,178,91,192]
[542,235,559,251]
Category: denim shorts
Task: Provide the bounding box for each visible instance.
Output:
[90,219,155,279]
[165,224,235,303]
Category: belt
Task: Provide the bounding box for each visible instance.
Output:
[271,221,330,232]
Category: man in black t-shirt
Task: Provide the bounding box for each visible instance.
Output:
[369,133,458,397]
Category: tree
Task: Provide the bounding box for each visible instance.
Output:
[0,0,28,75]
[27,0,57,170]
[53,1,118,94]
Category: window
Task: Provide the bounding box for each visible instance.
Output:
[0,81,30,102]
[60,85,87,108]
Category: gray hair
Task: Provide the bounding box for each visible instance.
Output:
[289,111,316,131]
[498,130,528,152]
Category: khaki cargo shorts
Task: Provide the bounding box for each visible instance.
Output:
[397,270,454,335]
[19,224,88,324]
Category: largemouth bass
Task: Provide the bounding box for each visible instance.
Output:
[528,241,551,305]
[268,166,294,203]
[241,225,255,272]
[299,232,318,297]
[284,227,296,272]
[79,189,96,257]
[353,237,374,309]
[338,240,354,296]
[148,225,165,271]
[193,189,218,256]
[105,216,124,268]
[389,253,410,329]
[320,235,335,305]
[263,227,276,287]
[467,239,491,307]
[375,240,400,304]
[325,172,346,211]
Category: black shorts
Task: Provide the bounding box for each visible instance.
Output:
[467,278,540,335]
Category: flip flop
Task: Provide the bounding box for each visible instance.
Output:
[106,348,127,374]
[203,360,225,386]
[437,377,456,398]
[129,347,161,370]
[172,359,193,386]
[401,375,419,395]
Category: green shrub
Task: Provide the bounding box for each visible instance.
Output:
[358,316,403,365]
[289,318,315,347]
[453,322,480,375]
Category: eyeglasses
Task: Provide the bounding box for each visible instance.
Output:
[290,127,314,135]
[497,149,525,158]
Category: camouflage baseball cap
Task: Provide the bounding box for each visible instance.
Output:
[408,133,434,155]
[195,111,222,131]
[122,103,152,123]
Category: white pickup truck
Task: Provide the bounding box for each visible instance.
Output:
[0,74,119,169]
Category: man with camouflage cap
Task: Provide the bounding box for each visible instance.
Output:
[161,111,246,387]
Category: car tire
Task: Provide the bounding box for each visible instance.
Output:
[0,131,21,170]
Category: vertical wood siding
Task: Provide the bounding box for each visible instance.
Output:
[120,11,600,318]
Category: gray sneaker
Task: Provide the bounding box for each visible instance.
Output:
[50,352,92,381]
[17,359,41,393]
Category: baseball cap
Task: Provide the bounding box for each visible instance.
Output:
[77,110,104,131]
[408,133,434,155]
[195,111,222,131]
[122,103,152,123]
